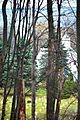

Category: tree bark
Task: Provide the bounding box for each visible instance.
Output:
[47,0,55,119]
[54,68,64,120]
[31,0,36,120]
[76,0,80,120]
[54,1,62,120]
[1,0,8,120]
[16,78,26,120]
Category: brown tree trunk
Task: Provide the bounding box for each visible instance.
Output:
[16,77,26,120]
[54,1,62,120]
[54,68,64,120]
[76,0,80,120]
[10,0,16,119]
[31,0,36,119]
[47,0,55,119]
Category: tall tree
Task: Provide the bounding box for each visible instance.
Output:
[1,0,8,119]
[76,0,80,120]
[31,0,36,120]
[47,0,55,119]
[54,0,62,120]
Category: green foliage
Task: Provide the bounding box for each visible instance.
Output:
[38,42,69,81]
[36,86,46,96]
[0,37,33,88]
[62,74,77,99]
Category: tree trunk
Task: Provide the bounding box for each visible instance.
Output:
[16,78,26,120]
[54,1,62,120]
[31,0,36,119]
[54,68,64,120]
[1,1,8,119]
[10,78,17,120]
[76,0,80,120]
[47,0,55,119]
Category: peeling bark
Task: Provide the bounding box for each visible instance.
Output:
[16,78,26,120]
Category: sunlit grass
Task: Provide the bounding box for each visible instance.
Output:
[60,97,77,113]
[0,88,77,120]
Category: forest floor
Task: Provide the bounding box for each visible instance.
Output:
[0,87,77,120]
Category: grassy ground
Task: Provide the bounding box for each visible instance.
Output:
[0,87,77,120]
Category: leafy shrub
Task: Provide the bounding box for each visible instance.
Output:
[62,78,77,99]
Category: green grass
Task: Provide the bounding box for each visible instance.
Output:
[60,97,77,120]
[26,96,46,120]
[0,88,77,120]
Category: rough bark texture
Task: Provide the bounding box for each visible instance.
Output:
[76,0,80,120]
[16,78,26,120]
[47,0,55,119]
